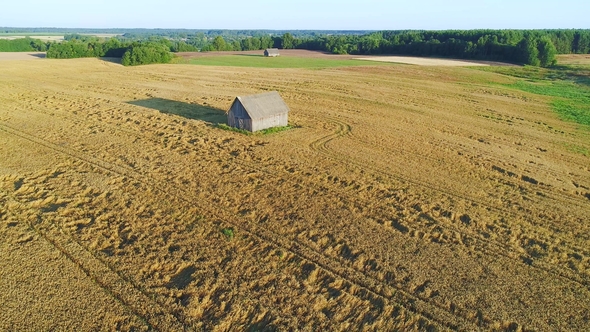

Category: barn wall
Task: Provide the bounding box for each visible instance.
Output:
[264,50,279,57]
[228,111,235,127]
[251,113,288,132]
[229,98,289,132]
[228,102,253,131]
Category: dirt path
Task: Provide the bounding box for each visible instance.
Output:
[0,58,589,330]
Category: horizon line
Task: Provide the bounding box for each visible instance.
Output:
[2,27,589,31]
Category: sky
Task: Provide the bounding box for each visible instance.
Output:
[1,0,589,30]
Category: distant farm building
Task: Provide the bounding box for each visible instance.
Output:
[264,48,280,57]
[227,91,289,132]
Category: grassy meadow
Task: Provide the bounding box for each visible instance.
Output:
[480,64,590,128]
[175,54,394,69]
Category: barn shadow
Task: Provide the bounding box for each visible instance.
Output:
[128,98,227,124]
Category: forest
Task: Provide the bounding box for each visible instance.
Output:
[292,30,590,66]
[3,29,589,67]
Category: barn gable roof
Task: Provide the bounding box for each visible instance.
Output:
[265,48,280,55]
[234,91,289,119]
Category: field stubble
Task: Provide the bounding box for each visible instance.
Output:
[0,57,589,331]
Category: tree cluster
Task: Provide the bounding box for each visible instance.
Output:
[0,37,49,52]
[46,38,173,66]
[121,42,173,66]
[46,37,129,59]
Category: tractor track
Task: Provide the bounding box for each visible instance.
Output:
[0,125,188,331]
[0,122,469,330]
[2,115,588,331]
[305,111,589,210]
[3,99,589,329]
[304,116,590,289]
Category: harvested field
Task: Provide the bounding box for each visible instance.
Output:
[0,33,120,42]
[1,57,589,331]
[0,52,46,60]
[79,33,122,38]
[557,54,590,65]
[354,56,509,66]
[0,35,64,42]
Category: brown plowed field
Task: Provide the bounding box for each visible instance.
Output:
[1,57,589,331]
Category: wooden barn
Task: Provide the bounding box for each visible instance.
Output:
[264,48,280,57]
[227,91,289,132]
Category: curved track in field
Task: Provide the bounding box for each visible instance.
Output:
[305,116,590,291]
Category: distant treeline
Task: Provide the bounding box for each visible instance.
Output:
[288,30,590,67]
[8,29,590,67]
[194,29,590,67]
[0,37,49,52]
[0,28,370,39]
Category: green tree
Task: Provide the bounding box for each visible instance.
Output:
[359,37,381,54]
[29,38,48,51]
[240,38,252,51]
[46,40,96,59]
[517,36,540,66]
[0,37,48,52]
[250,37,262,50]
[260,36,273,49]
[212,36,227,51]
[231,40,241,51]
[121,43,172,66]
[537,36,557,67]
[103,37,129,57]
[573,31,590,54]
[281,33,294,49]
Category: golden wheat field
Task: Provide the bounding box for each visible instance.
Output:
[0,55,589,331]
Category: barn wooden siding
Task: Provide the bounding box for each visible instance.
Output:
[227,101,253,131]
[252,113,288,132]
[227,91,289,132]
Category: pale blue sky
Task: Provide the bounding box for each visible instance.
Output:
[1,0,588,30]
